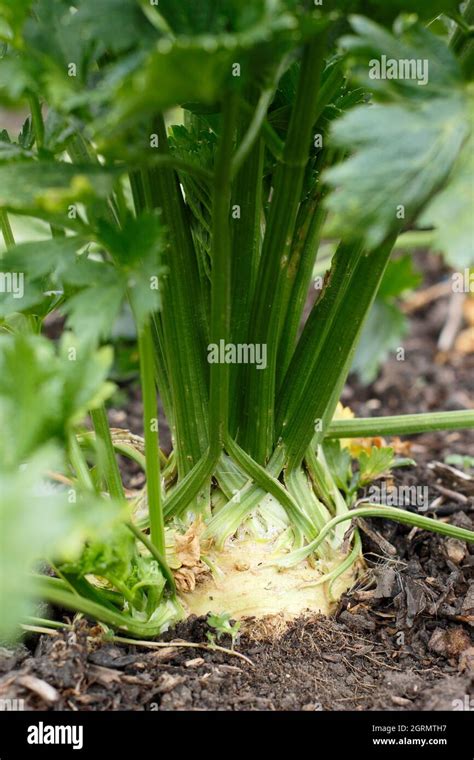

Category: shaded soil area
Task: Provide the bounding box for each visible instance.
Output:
[1,252,473,711]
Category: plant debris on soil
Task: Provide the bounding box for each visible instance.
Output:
[1,252,472,711]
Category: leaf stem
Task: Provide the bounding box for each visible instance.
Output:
[33,575,173,638]
[239,99,284,160]
[326,410,474,438]
[163,449,217,519]
[229,91,264,436]
[278,505,474,568]
[127,522,175,593]
[208,93,239,449]
[225,436,317,541]
[281,235,397,469]
[147,153,213,183]
[241,34,328,462]
[90,406,125,501]
[68,432,95,491]
[0,208,15,251]
[392,230,437,250]
[144,117,210,476]
[450,0,474,74]
[231,87,276,178]
[137,320,166,555]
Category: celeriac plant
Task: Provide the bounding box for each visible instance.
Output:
[0,0,474,639]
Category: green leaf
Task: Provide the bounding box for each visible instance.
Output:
[206,611,241,645]
[0,134,33,161]
[59,522,167,604]
[0,446,70,640]
[56,213,165,342]
[0,161,120,220]
[62,276,124,346]
[378,253,422,299]
[0,445,126,640]
[352,254,422,383]
[0,336,62,466]
[69,0,157,55]
[0,236,86,280]
[419,131,474,267]
[341,15,462,90]
[322,439,352,492]
[325,19,471,251]
[323,1,460,26]
[326,97,469,250]
[0,333,114,466]
[0,236,88,322]
[352,300,407,384]
[0,0,33,38]
[152,0,265,35]
[18,116,34,149]
[149,0,312,37]
[445,453,474,470]
[358,446,395,486]
[0,56,37,105]
[102,8,326,133]
[382,0,459,19]
[0,210,166,340]
[107,43,242,126]
[97,213,166,328]
[57,333,115,426]
[60,523,135,582]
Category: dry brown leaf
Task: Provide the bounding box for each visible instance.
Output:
[174,520,204,568]
[175,564,209,593]
[463,296,474,326]
[389,437,413,456]
[174,567,198,592]
[348,436,386,457]
[172,520,210,593]
[332,403,389,455]
[454,326,474,355]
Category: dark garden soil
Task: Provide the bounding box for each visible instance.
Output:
[1,252,473,711]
